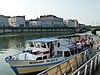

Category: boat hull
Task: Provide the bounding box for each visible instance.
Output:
[11,65,53,74]
[7,57,65,74]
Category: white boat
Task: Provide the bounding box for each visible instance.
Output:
[5,38,78,75]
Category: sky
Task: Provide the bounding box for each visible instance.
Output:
[0,0,100,25]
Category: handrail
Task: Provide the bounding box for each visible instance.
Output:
[37,49,90,75]
[71,51,100,75]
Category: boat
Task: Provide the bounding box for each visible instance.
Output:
[5,38,79,75]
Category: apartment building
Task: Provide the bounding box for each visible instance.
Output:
[9,16,25,27]
[0,15,10,27]
[65,19,79,27]
[29,15,64,27]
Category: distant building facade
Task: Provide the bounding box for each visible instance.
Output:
[0,14,86,28]
[29,15,64,27]
[29,19,44,27]
[79,23,85,27]
[0,15,10,27]
[65,19,79,27]
[25,20,29,27]
[40,15,64,27]
[9,16,25,27]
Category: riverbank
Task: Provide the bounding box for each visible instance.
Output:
[0,27,76,34]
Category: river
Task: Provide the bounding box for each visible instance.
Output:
[0,31,99,75]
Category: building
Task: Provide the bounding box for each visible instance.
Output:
[0,15,10,27]
[25,20,29,27]
[29,15,64,27]
[65,19,79,27]
[40,15,64,27]
[79,23,85,27]
[29,19,44,27]
[9,16,25,27]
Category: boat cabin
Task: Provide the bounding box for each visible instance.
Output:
[24,38,62,58]
[57,47,71,57]
[23,38,76,60]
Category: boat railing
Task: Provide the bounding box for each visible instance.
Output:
[37,49,92,75]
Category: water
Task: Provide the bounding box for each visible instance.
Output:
[0,32,70,49]
[0,31,100,75]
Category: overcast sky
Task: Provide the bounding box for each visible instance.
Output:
[0,0,100,25]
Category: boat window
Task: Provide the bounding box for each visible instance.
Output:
[43,56,47,59]
[64,51,71,57]
[70,48,75,55]
[57,42,60,47]
[35,43,40,48]
[41,43,46,48]
[43,51,49,54]
[29,42,34,47]
[36,57,42,60]
[57,51,62,56]
[32,52,38,55]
